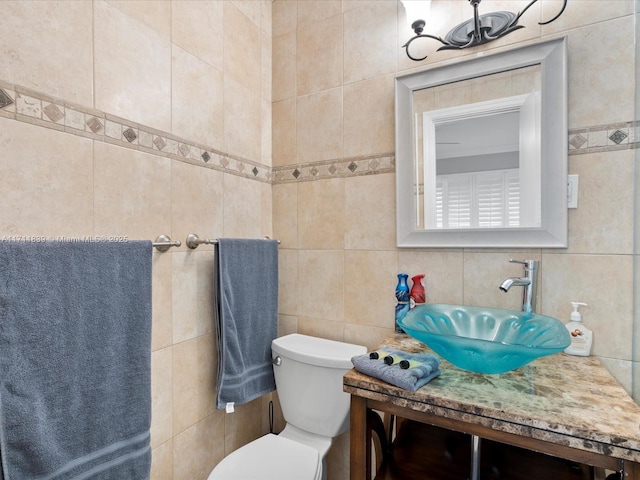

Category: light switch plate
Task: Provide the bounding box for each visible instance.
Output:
[567,175,579,209]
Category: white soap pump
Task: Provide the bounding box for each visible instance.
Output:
[564,302,592,356]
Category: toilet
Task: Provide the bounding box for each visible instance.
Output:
[208,333,366,480]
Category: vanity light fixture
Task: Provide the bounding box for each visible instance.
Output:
[401,0,567,61]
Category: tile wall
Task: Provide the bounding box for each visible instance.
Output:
[0,1,273,479]
[272,1,636,476]
[0,1,638,479]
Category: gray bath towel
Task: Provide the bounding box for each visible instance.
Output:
[351,346,441,391]
[214,238,278,410]
[0,241,152,480]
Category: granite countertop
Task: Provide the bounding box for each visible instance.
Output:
[344,333,640,462]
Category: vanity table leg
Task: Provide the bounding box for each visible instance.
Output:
[350,395,368,480]
[624,460,640,480]
[470,435,481,480]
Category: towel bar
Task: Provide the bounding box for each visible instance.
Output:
[186,233,281,249]
[153,234,181,252]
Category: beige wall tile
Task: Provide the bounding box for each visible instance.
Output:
[0,118,94,238]
[0,1,93,105]
[262,29,273,103]
[343,1,398,84]
[398,250,465,305]
[233,0,264,29]
[107,0,171,38]
[151,347,173,448]
[298,250,345,322]
[172,45,224,150]
[296,88,343,163]
[223,173,263,238]
[278,314,299,336]
[152,252,173,351]
[172,334,217,435]
[564,16,634,128]
[273,183,298,248]
[224,397,263,455]
[171,161,225,252]
[273,30,297,102]
[567,150,634,255]
[273,0,297,36]
[272,98,297,166]
[297,178,345,249]
[150,440,173,480]
[278,249,299,316]
[344,323,394,351]
[172,0,224,70]
[542,253,633,361]
[343,75,395,157]
[344,174,396,250]
[344,250,398,329]
[298,1,343,25]
[173,412,225,480]
[262,98,273,166]
[171,252,215,344]
[93,143,172,240]
[224,2,262,93]
[296,15,343,95]
[542,0,635,35]
[224,76,262,162]
[261,181,273,235]
[261,0,273,36]
[298,316,345,342]
[94,0,171,131]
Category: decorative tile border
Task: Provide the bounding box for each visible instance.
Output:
[0,79,636,186]
[272,154,395,183]
[0,80,272,184]
[568,121,639,155]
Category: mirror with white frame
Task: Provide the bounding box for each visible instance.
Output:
[396,38,567,248]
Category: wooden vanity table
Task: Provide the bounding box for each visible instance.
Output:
[344,333,640,480]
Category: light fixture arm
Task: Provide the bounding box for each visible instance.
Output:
[402,0,568,61]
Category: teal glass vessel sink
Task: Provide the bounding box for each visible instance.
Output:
[397,304,571,374]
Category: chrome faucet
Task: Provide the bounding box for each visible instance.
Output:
[499,259,538,313]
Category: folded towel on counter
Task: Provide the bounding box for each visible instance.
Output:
[351,346,441,391]
[214,238,279,410]
[0,240,152,480]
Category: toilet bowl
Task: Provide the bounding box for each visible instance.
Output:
[208,333,366,480]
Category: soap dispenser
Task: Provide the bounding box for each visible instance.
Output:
[564,302,592,356]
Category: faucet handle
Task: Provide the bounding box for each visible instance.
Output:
[509,259,538,269]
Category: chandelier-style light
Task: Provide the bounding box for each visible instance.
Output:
[401,0,568,61]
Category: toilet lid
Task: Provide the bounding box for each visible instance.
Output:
[208,433,321,480]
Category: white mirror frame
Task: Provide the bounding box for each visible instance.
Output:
[396,37,568,248]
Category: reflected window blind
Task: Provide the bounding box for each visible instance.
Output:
[436,169,519,229]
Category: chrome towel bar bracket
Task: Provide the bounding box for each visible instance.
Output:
[152,234,181,253]
[186,233,216,249]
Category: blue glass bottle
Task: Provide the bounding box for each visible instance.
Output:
[395,273,410,333]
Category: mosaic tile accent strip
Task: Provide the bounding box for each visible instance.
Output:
[272,154,396,183]
[0,79,637,186]
[568,121,638,155]
[0,88,14,109]
[0,80,273,184]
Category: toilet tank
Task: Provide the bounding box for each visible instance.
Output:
[271,334,366,439]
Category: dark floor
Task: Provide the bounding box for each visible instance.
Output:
[374,420,593,480]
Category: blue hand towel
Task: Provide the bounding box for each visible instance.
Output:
[351,346,441,391]
[214,238,278,410]
[0,241,152,480]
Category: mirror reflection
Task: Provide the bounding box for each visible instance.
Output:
[412,64,541,231]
